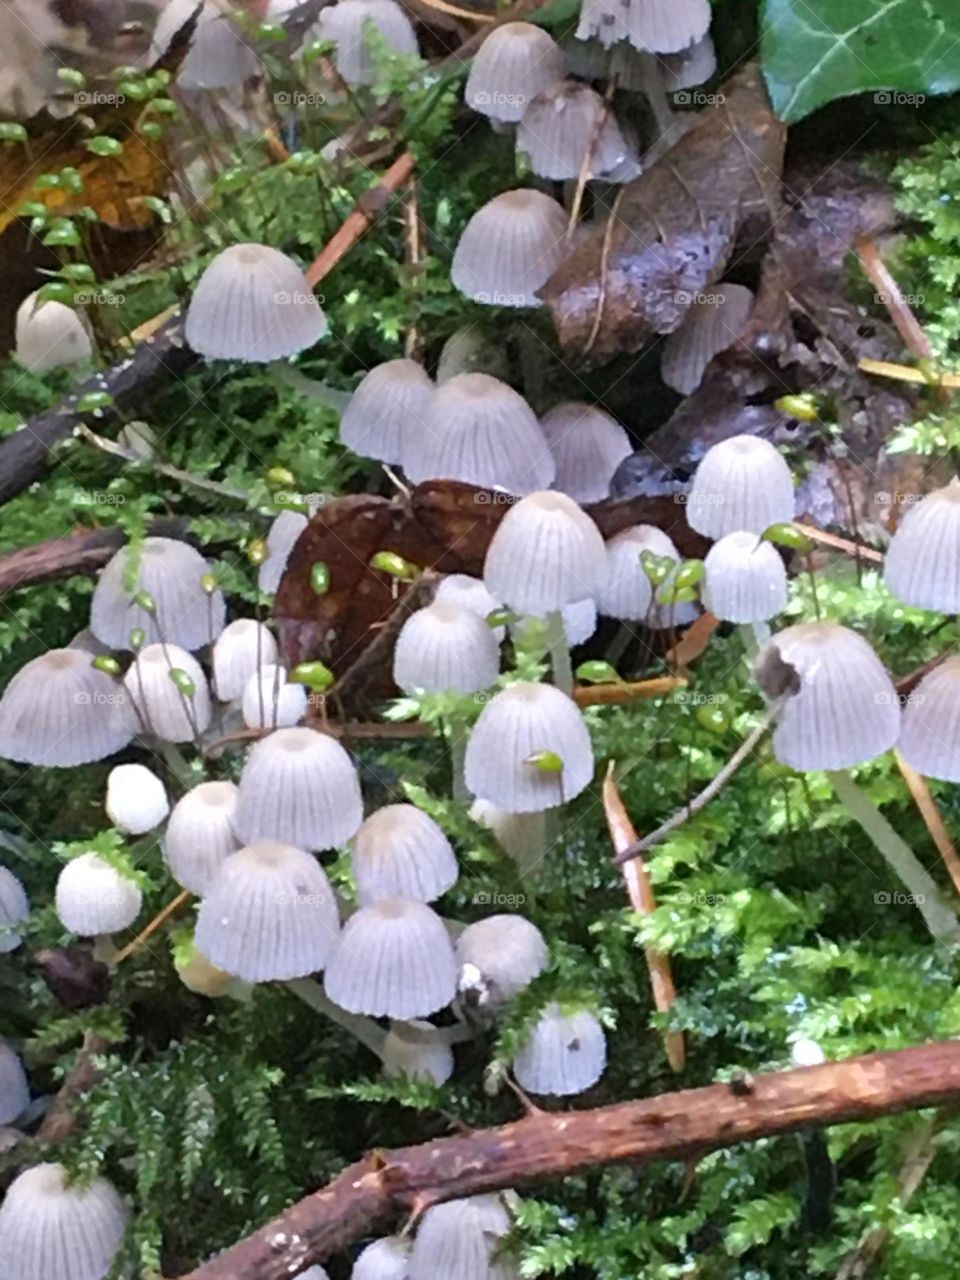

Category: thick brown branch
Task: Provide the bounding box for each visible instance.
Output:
[178,1040,960,1280]
[0,517,189,596]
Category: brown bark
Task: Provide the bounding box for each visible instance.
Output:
[0,517,189,595]
[178,1040,960,1280]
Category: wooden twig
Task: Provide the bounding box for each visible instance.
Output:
[894,752,960,899]
[305,153,416,286]
[177,1041,960,1280]
[35,1031,108,1146]
[573,676,687,706]
[794,523,884,564]
[113,890,193,966]
[614,708,778,864]
[603,763,685,1071]
[855,237,933,361]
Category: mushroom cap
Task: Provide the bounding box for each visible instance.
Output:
[352,1235,412,1280]
[0,1041,29,1125]
[324,897,458,1018]
[790,1037,826,1067]
[451,189,569,310]
[884,480,960,612]
[576,0,711,52]
[517,81,628,180]
[315,0,419,85]
[235,727,364,850]
[55,853,142,936]
[0,648,132,767]
[434,574,505,641]
[240,664,308,729]
[661,32,717,89]
[393,600,501,695]
[539,402,633,504]
[340,359,433,465]
[464,22,566,123]
[164,781,241,895]
[15,292,93,373]
[213,619,279,702]
[185,243,327,362]
[105,763,169,835]
[701,529,788,623]
[91,536,226,652]
[464,681,594,812]
[483,490,606,616]
[897,656,960,782]
[381,1020,455,1084]
[513,1003,607,1095]
[122,645,213,743]
[353,804,459,905]
[151,0,263,88]
[0,1163,129,1280]
[195,839,341,981]
[660,284,754,395]
[686,434,795,539]
[763,622,901,771]
[410,1194,516,1280]
[455,914,548,1002]
[259,510,309,596]
[594,524,677,622]
[0,866,29,953]
[403,372,554,493]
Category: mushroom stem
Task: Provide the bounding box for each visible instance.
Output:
[285,977,388,1057]
[92,934,119,966]
[737,622,770,662]
[827,770,960,948]
[447,714,470,804]
[545,611,573,696]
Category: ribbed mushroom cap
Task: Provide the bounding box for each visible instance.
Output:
[122,645,212,743]
[213,619,278,701]
[259,509,309,596]
[0,648,132,767]
[235,727,363,849]
[0,1041,29,1125]
[702,530,788,623]
[403,372,555,493]
[464,22,567,123]
[517,81,627,180]
[596,524,688,624]
[464,682,594,812]
[353,804,458,905]
[393,601,501,695]
[340,359,433,465]
[185,243,327,362]
[660,285,754,395]
[513,1003,607,1095]
[686,434,795,538]
[91,536,226,651]
[436,327,511,384]
[762,622,900,771]
[0,866,29,953]
[451,189,569,310]
[410,1194,517,1280]
[352,1235,412,1280]
[195,839,340,981]
[165,781,241,895]
[435,574,505,640]
[381,1020,455,1084]
[483,491,606,615]
[15,293,93,373]
[151,0,262,88]
[55,854,142,936]
[539,402,633,504]
[662,32,717,88]
[324,898,458,1018]
[576,0,711,51]
[105,764,169,835]
[0,1163,129,1280]
[241,664,308,729]
[315,0,419,85]
[897,657,960,781]
[884,480,960,612]
[456,914,548,1003]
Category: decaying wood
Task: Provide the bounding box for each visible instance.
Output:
[36,1031,109,1146]
[0,517,189,595]
[178,1041,960,1280]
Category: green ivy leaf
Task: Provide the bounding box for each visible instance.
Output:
[761,0,960,123]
